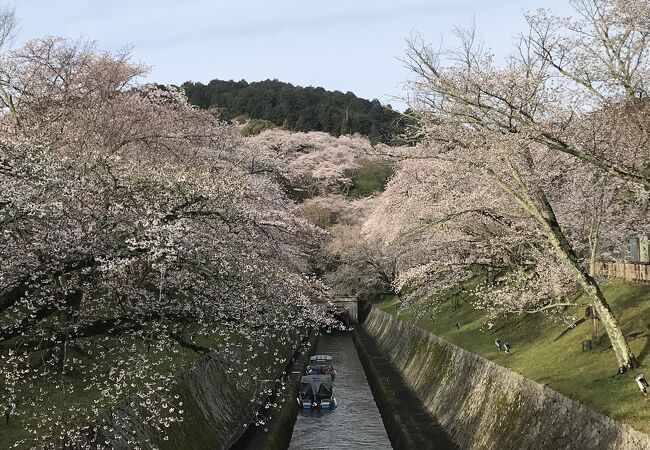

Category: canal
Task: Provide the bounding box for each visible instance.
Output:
[288,332,392,449]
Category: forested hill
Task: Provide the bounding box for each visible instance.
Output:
[182,78,406,144]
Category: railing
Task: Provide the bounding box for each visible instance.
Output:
[596,261,650,283]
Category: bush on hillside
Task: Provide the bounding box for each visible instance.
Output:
[348,161,394,198]
[241,118,275,136]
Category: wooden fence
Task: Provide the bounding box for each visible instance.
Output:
[596,261,650,283]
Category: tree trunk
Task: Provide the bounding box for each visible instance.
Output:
[587,211,601,278]
[495,169,638,372]
[534,197,638,371]
[588,240,598,278]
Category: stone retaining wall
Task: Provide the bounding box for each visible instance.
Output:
[365,308,650,450]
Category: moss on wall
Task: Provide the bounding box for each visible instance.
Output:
[351,328,456,450]
[364,308,650,450]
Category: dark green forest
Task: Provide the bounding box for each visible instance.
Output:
[182,78,407,144]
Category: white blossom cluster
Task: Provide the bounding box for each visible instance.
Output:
[0,36,336,447]
[245,129,392,196]
[319,0,650,371]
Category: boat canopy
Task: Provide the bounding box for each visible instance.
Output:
[300,375,333,398]
[310,354,333,362]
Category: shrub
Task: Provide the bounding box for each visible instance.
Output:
[348,161,394,198]
[241,119,275,136]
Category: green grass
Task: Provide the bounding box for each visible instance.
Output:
[376,279,650,434]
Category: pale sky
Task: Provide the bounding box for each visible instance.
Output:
[13,1,573,108]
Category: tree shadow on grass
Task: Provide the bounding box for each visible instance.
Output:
[635,327,650,364]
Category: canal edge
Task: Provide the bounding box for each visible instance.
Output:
[230,333,319,450]
[351,326,458,450]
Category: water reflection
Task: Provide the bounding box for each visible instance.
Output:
[288,332,392,449]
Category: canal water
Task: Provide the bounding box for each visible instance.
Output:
[288,332,392,449]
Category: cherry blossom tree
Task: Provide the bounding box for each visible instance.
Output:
[245,129,392,197]
[390,0,650,371]
[405,0,650,190]
[295,195,360,229]
[0,4,16,55]
[324,219,399,300]
[0,36,333,447]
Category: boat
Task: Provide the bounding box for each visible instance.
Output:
[299,354,337,409]
[298,374,337,409]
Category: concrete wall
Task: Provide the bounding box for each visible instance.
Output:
[365,308,650,450]
[352,328,457,450]
[234,334,318,450]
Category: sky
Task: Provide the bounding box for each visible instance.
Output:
[13,1,573,109]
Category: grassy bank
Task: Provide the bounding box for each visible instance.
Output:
[376,279,650,434]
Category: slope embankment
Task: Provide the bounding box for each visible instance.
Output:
[50,337,302,450]
[364,308,650,450]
